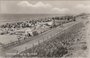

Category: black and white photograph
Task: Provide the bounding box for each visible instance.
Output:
[0,0,90,58]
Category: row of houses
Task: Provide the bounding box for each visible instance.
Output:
[0,19,54,36]
[25,19,54,36]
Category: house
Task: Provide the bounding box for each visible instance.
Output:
[35,24,50,34]
[15,29,25,35]
[25,27,38,36]
[46,21,53,26]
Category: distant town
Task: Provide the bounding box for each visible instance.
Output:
[0,14,77,42]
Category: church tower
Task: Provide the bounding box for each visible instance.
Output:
[52,17,56,27]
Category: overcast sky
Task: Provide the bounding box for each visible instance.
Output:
[0,0,90,14]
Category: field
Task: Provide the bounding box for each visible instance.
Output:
[0,35,17,44]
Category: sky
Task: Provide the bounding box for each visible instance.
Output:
[0,0,90,14]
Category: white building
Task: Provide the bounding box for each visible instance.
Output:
[25,27,38,36]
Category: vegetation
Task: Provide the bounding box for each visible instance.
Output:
[0,15,76,29]
[13,21,84,57]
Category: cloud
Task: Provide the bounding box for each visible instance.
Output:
[17,1,31,7]
[17,1,52,8]
[17,1,69,14]
[76,4,90,9]
[52,7,69,13]
[32,1,52,8]
[15,1,71,14]
[76,4,90,13]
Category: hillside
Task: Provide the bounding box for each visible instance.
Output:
[13,17,88,57]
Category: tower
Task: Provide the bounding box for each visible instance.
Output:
[52,17,56,27]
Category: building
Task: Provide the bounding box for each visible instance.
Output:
[25,27,38,36]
